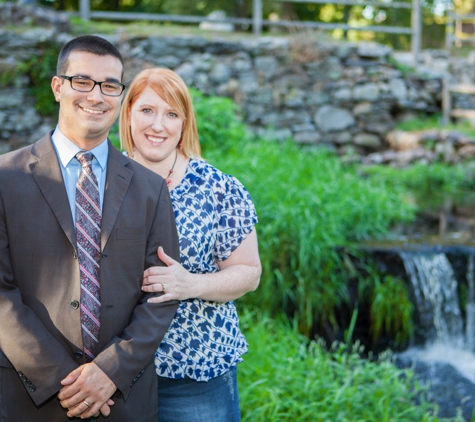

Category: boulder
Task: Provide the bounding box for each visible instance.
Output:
[314,105,355,132]
[386,130,421,151]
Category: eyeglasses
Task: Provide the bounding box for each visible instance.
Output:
[59,75,125,97]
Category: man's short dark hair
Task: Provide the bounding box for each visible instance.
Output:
[57,35,124,78]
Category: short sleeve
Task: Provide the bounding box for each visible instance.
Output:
[214,175,258,262]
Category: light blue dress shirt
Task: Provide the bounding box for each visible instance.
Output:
[51,126,108,223]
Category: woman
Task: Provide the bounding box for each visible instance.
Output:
[119,67,261,421]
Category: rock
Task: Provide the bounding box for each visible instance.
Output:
[209,62,231,83]
[175,62,195,84]
[284,89,305,108]
[394,147,431,166]
[230,53,252,72]
[353,102,373,115]
[435,142,455,161]
[396,355,475,422]
[242,37,290,57]
[386,130,421,151]
[364,152,385,164]
[333,88,352,102]
[292,123,316,132]
[314,106,355,132]
[294,131,321,144]
[155,55,183,69]
[353,83,380,102]
[254,56,279,77]
[251,88,274,105]
[0,89,25,108]
[205,41,241,54]
[354,133,381,148]
[325,131,352,145]
[306,91,330,106]
[457,145,475,159]
[264,110,311,128]
[199,11,234,32]
[389,78,408,101]
[335,43,358,60]
[238,72,259,94]
[357,42,392,59]
[366,121,393,135]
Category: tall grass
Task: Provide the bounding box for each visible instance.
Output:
[206,138,416,335]
[361,162,475,192]
[238,309,461,422]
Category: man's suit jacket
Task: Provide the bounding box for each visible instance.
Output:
[0,133,180,421]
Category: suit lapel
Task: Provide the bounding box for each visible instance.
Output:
[101,143,133,251]
[29,132,76,249]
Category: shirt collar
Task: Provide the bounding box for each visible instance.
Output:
[51,126,109,171]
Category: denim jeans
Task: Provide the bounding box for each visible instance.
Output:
[157,366,241,422]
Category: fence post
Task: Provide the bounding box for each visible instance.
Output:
[80,0,90,21]
[411,0,421,64]
[253,0,262,36]
[441,76,451,125]
[446,12,454,49]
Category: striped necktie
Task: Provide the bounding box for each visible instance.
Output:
[75,151,101,362]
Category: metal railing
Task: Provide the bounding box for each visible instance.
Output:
[446,11,475,48]
[78,0,421,60]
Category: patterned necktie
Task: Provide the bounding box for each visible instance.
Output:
[75,151,101,362]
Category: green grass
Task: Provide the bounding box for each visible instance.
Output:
[206,137,416,336]
[396,113,475,138]
[238,309,461,422]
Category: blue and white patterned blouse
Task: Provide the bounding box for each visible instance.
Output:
[154,158,258,382]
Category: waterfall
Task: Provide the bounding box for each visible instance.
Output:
[466,253,475,353]
[400,251,464,348]
[397,250,475,387]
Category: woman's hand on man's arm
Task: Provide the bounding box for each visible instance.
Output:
[142,229,261,303]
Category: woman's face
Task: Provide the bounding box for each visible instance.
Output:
[130,85,184,167]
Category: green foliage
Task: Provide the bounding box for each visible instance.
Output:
[68,16,120,35]
[18,45,60,117]
[238,309,456,422]
[191,89,250,154]
[208,138,416,335]
[386,55,417,77]
[108,122,121,150]
[395,113,475,139]
[0,67,19,88]
[361,161,475,193]
[0,44,59,116]
[370,275,414,345]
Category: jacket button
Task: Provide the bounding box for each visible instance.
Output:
[74,351,83,359]
[72,251,78,259]
[29,385,36,392]
[70,300,79,310]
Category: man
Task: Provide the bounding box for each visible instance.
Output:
[0,35,180,421]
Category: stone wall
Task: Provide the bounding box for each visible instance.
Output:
[0,2,469,162]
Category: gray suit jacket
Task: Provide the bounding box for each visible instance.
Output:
[0,133,180,421]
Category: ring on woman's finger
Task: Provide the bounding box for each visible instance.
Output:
[161,283,166,293]
[83,400,91,408]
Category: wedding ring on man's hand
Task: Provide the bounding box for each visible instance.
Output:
[83,401,91,408]
[161,283,166,293]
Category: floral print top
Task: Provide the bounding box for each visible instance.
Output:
[154,158,258,381]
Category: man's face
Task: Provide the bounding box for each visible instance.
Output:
[51,51,123,150]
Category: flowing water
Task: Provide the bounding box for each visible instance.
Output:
[399,250,475,383]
